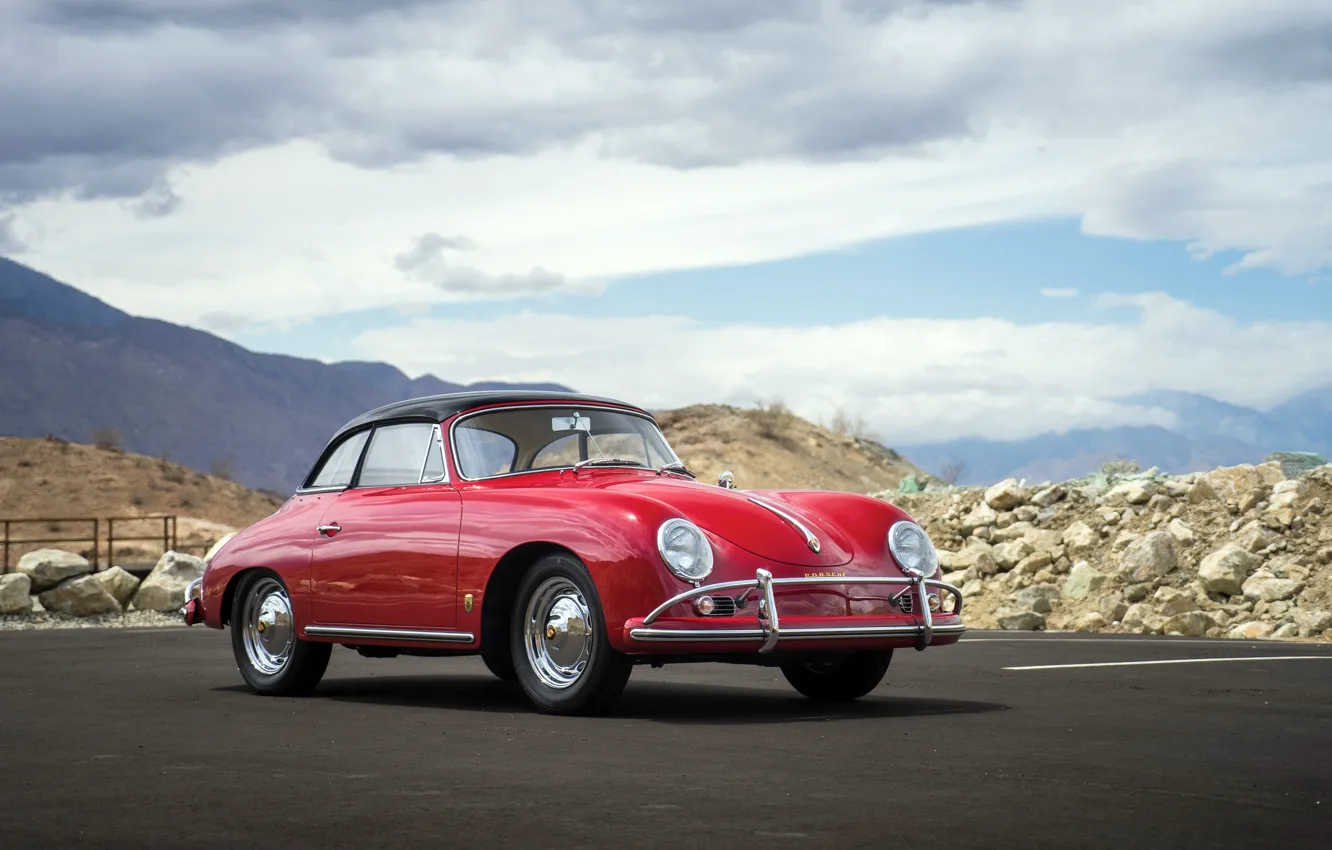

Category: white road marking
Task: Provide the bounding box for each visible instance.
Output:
[1005,656,1332,671]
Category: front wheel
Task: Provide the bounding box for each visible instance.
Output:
[230,573,330,696]
[780,650,893,702]
[510,554,632,715]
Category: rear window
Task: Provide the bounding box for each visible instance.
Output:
[359,423,438,487]
[309,430,370,489]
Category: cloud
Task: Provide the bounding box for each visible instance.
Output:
[393,232,574,299]
[350,292,1332,445]
[0,212,27,254]
[3,0,1331,311]
[1041,288,1079,298]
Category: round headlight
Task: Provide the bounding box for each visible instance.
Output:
[657,518,714,582]
[887,521,938,578]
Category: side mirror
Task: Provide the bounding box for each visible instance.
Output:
[718,470,737,489]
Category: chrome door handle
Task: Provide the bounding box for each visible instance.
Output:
[317,523,341,537]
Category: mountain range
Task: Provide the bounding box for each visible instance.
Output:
[3,256,1327,492]
[901,389,1332,486]
[0,257,569,492]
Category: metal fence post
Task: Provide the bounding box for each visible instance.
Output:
[93,518,100,569]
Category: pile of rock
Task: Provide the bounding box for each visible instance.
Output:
[0,549,205,617]
[880,461,1332,640]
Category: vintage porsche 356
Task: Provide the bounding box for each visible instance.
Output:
[185,391,964,714]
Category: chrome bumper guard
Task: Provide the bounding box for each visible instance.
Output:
[631,570,964,652]
[180,577,204,625]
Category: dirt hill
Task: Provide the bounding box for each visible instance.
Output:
[0,436,284,566]
[656,403,924,493]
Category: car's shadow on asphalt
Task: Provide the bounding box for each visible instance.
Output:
[215,675,1009,725]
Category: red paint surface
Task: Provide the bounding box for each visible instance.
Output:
[201,403,961,659]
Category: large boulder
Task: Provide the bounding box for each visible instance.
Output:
[17,549,91,592]
[1227,621,1276,640]
[1063,562,1107,600]
[1153,586,1198,616]
[1293,609,1332,637]
[1105,481,1154,506]
[1117,532,1177,582]
[1167,519,1195,546]
[985,479,1029,511]
[130,551,206,612]
[0,573,32,614]
[997,610,1045,631]
[94,567,141,608]
[1241,570,1301,603]
[1197,544,1260,596]
[1062,521,1099,554]
[993,539,1035,571]
[959,502,998,533]
[38,575,123,616]
[1163,611,1215,637]
[1015,584,1062,614]
[1233,521,1282,554]
[1201,464,1284,502]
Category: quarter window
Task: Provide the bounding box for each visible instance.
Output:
[309,430,370,489]
[358,423,438,487]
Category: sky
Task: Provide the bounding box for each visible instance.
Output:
[3,0,1332,445]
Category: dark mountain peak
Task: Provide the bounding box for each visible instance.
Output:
[0,258,130,328]
[0,262,575,491]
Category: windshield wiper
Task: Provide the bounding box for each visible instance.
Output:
[572,457,648,473]
[656,461,696,479]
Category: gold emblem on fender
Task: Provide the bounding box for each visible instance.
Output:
[804,571,847,578]
[464,593,474,613]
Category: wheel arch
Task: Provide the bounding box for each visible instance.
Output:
[219,566,283,627]
[480,541,580,652]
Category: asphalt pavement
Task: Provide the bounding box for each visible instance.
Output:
[1,627,1329,849]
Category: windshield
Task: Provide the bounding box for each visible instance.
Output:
[452,406,680,479]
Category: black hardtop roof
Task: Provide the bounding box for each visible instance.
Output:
[332,390,648,440]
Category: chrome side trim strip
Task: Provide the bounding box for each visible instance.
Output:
[304,626,476,643]
[629,623,967,643]
[747,496,822,553]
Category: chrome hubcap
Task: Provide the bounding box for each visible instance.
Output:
[524,577,592,689]
[242,578,293,676]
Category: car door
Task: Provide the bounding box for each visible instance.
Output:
[311,422,462,629]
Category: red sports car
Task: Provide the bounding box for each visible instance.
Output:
[185,391,964,714]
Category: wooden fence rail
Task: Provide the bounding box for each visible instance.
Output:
[1,516,203,574]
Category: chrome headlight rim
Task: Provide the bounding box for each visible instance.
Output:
[656,518,714,582]
[887,520,938,579]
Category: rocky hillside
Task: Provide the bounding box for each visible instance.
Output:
[657,403,924,493]
[880,458,1332,641]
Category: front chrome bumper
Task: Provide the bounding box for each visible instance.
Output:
[630,570,964,652]
[180,577,204,626]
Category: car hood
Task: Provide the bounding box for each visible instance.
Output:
[598,477,853,568]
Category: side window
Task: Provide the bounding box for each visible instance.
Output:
[309,430,370,489]
[358,423,436,487]
[422,426,446,482]
[454,427,517,478]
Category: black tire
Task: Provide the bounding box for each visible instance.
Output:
[780,650,893,702]
[481,647,517,682]
[510,553,632,715]
[230,572,331,696]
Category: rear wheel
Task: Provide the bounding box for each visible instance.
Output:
[230,573,330,696]
[510,554,632,715]
[780,650,893,702]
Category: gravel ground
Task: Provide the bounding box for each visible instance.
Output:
[0,611,186,630]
